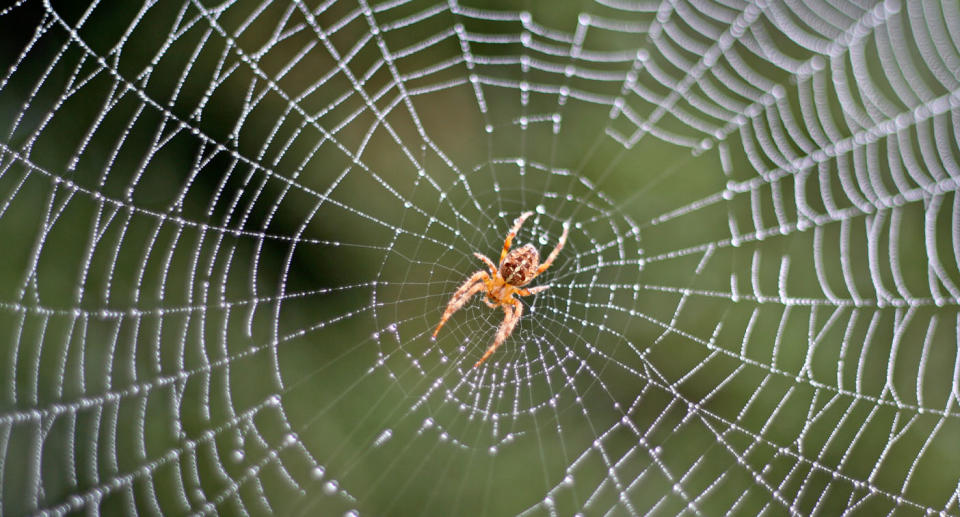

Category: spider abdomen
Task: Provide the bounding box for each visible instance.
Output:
[500,244,539,285]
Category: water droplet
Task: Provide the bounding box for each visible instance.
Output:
[323,480,338,495]
[373,429,393,447]
[312,466,326,479]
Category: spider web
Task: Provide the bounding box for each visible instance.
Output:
[1,0,959,515]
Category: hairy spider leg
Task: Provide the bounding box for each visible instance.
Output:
[433,270,490,338]
[517,285,549,296]
[534,221,570,276]
[499,211,534,266]
[474,297,522,367]
[473,253,501,308]
[474,252,497,276]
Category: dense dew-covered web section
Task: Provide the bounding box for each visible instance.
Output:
[0,0,959,515]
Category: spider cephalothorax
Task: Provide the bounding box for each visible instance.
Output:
[433,211,569,367]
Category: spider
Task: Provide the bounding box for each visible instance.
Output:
[433,211,569,367]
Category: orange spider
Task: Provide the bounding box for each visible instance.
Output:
[433,211,569,367]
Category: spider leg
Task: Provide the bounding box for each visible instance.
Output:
[499,211,534,266]
[517,285,549,296]
[474,297,523,367]
[533,221,570,276]
[474,252,497,276]
[433,271,490,338]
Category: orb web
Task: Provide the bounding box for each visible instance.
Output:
[0,0,959,515]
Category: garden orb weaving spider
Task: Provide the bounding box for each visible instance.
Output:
[433,211,570,367]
